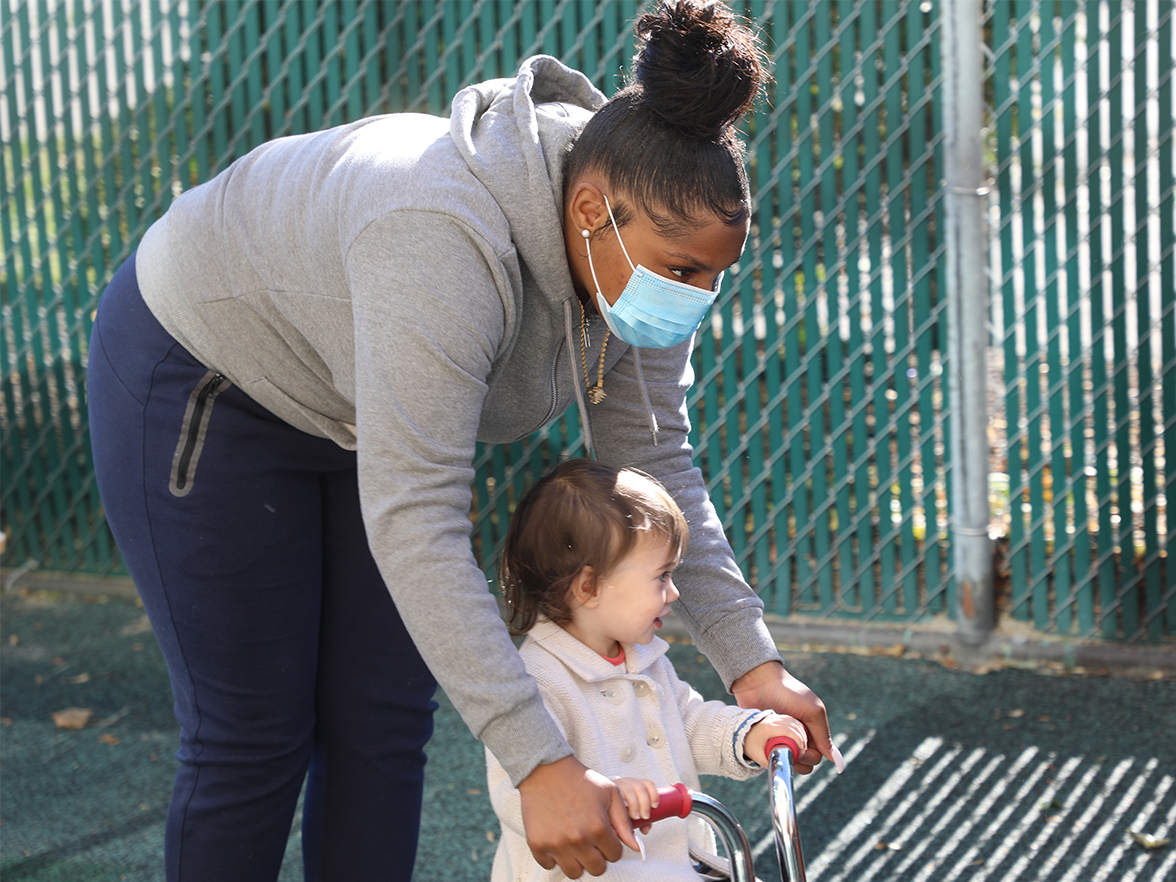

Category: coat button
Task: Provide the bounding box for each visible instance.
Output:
[601,687,624,706]
[646,728,665,748]
[633,681,650,697]
[619,743,636,763]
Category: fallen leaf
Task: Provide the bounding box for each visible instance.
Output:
[65,673,91,685]
[98,733,120,745]
[885,643,906,658]
[468,788,483,795]
[51,707,93,729]
[1039,798,1062,811]
[0,717,12,726]
[1007,709,1024,718]
[1128,830,1170,851]
[119,615,153,636]
[485,830,496,843]
[51,657,65,666]
[874,841,902,851]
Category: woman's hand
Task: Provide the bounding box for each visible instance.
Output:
[731,661,845,775]
[742,713,808,768]
[611,777,661,834]
[518,756,643,877]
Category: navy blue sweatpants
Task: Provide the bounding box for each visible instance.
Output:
[87,256,438,881]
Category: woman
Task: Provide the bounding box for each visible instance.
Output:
[87,2,840,879]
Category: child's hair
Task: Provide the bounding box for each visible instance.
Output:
[499,459,689,634]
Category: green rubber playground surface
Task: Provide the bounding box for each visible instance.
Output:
[2,588,1173,881]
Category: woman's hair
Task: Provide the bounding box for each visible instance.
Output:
[499,459,689,634]
[564,0,768,234]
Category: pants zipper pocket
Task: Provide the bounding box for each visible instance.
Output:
[169,370,229,497]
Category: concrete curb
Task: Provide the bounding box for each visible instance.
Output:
[6,569,1173,676]
[660,614,1176,678]
[1,568,140,600]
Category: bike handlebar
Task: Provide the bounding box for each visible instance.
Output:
[642,782,693,824]
[639,738,799,827]
[765,735,802,763]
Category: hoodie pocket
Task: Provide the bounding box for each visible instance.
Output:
[169,370,230,497]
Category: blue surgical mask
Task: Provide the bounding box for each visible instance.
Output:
[583,195,723,349]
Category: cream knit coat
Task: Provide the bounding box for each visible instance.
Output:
[486,620,770,881]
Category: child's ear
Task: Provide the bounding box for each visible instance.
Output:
[569,566,600,608]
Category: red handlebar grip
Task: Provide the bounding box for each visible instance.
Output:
[765,735,802,763]
[642,783,692,824]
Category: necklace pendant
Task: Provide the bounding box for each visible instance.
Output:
[588,386,606,405]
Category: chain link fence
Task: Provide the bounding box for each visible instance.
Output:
[2,0,1171,643]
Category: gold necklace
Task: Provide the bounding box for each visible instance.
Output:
[578,298,610,404]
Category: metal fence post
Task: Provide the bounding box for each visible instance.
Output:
[940,0,994,642]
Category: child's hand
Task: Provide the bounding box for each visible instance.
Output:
[611,777,660,834]
[743,713,809,768]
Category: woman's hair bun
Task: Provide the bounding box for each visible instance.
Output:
[633,0,767,140]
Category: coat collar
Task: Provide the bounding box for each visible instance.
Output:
[527,619,670,682]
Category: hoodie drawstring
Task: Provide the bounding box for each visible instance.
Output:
[632,348,660,447]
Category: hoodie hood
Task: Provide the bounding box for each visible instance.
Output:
[450,56,606,312]
[448,56,657,456]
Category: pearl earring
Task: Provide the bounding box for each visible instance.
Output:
[582,229,590,239]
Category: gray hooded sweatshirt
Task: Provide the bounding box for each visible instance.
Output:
[135,55,781,785]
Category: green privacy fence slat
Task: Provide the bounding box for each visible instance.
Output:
[2,0,1170,642]
[1161,3,1176,643]
[1044,0,1070,634]
[1132,2,1160,640]
[1060,9,1091,634]
[1020,0,1046,631]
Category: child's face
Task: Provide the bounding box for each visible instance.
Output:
[566,532,680,658]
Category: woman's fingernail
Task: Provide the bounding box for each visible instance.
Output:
[637,835,646,862]
[832,744,846,774]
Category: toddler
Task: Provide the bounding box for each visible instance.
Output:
[485,459,808,881]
